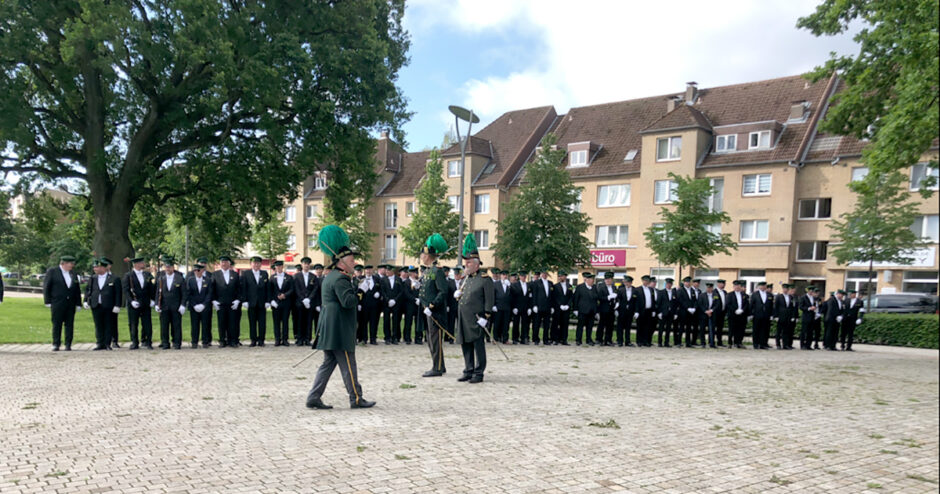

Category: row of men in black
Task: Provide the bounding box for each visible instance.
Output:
[351,263,436,346]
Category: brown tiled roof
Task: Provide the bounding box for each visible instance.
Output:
[380,150,431,196]
[470,106,557,187]
[440,136,492,159]
[641,103,712,134]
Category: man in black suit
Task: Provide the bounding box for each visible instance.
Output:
[823,289,847,351]
[635,275,658,347]
[293,257,319,347]
[403,267,422,344]
[677,277,697,347]
[85,257,123,350]
[531,270,553,345]
[240,256,270,347]
[714,279,728,346]
[186,262,213,348]
[572,272,598,345]
[123,256,155,350]
[551,270,573,345]
[211,255,241,347]
[357,264,382,345]
[510,271,533,344]
[724,280,749,348]
[593,272,616,346]
[155,257,187,349]
[43,255,82,351]
[696,282,722,348]
[798,286,821,350]
[491,270,512,344]
[0,275,4,305]
[381,265,405,344]
[616,276,637,347]
[773,282,794,349]
[442,266,457,344]
[749,281,773,349]
[840,289,864,351]
[267,260,293,346]
[657,277,677,347]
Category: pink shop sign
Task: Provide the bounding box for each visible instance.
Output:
[590,249,626,267]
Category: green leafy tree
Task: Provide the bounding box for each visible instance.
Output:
[493,135,591,271]
[251,218,292,260]
[0,192,63,274]
[644,173,737,279]
[0,0,410,275]
[798,0,939,190]
[314,199,376,260]
[829,170,925,306]
[399,150,462,260]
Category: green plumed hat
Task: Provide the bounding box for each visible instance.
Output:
[318,225,359,260]
[421,233,448,255]
[461,234,480,260]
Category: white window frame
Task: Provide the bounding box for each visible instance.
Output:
[405,201,416,217]
[384,203,398,229]
[748,130,772,149]
[742,173,772,197]
[740,269,767,293]
[284,206,296,222]
[650,267,675,290]
[306,204,318,220]
[447,160,462,178]
[798,198,832,220]
[447,195,460,213]
[286,234,296,251]
[594,225,629,247]
[845,270,876,296]
[474,194,490,214]
[851,166,869,182]
[707,177,724,212]
[715,134,736,153]
[911,214,940,243]
[740,220,769,242]
[656,136,682,162]
[383,234,397,260]
[796,241,828,262]
[705,223,722,235]
[902,271,939,294]
[568,190,582,212]
[654,180,678,204]
[910,163,939,191]
[596,184,631,208]
[568,150,588,168]
[307,234,318,249]
[314,173,327,190]
[473,229,489,249]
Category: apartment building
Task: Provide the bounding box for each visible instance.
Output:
[279,74,939,296]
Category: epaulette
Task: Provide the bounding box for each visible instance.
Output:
[481,273,490,278]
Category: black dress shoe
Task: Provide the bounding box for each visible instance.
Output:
[145,344,153,350]
[625,343,635,347]
[306,398,333,410]
[350,399,376,409]
[274,341,281,347]
[457,375,471,382]
[405,340,412,344]
[130,343,139,350]
[249,341,257,347]
[469,375,483,384]
[111,342,121,348]
[93,346,105,351]
[219,342,228,348]
[561,342,569,346]
[64,346,71,351]
[422,370,443,377]
[52,346,60,352]
[191,342,198,349]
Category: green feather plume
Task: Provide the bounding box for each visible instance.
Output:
[425,233,448,254]
[318,225,349,257]
[462,234,477,257]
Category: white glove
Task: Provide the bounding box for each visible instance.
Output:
[836,315,843,323]
[772,317,777,322]
[112,306,120,314]
[607,293,617,301]
[454,290,462,299]
[562,305,569,311]
[83,302,90,310]
[45,304,52,308]
[859,308,866,313]
[131,300,141,309]
[155,306,162,313]
[265,302,271,310]
[149,300,155,308]
[303,298,311,309]
[815,313,822,320]
[594,314,600,321]
[415,299,420,306]
[388,299,396,308]
[633,312,639,320]
[357,305,362,311]
[76,304,82,311]
[674,314,678,320]
[574,311,579,316]
[492,306,497,312]
[315,306,321,312]
[195,304,205,313]
[272,301,279,309]
[178,305,186,315]
[423,307,432,317]
[446,307,450,312]
[687,308,694,314]
[614,302,620,310]
[358,281,368,292]
[615,310,619,317]
[658,313,663,320]
[533,307,538,314]
[231,301,239,310]
[212,301,221,310]
[373,292,380,299]
[550,308,555,314]
[527,309,532,316]
[477,317,488,329]
[791,318,796,322]
[748,315,753,321]
[735,309,743,315]
[513,308,518,315]
[856,318,862,325]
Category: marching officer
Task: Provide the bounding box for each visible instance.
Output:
[186,261,213,348]
[124,256,156,350]
[454,235,493,383]
[269,260,294,346]
[572,272,598,345]
[241,256,270,347]
[419,234,449,377]
[85,257,122,350]
[155,256,187,350]
[43,255,82,351]
[551,270,572,345]
[294,257,319,347]
[211,255,241,347]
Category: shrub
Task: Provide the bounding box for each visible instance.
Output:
[852,313,938,349]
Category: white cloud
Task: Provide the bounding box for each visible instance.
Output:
[407,0,860,126]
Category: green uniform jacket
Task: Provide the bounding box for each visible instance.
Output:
[456,272,494,344]
[419,265,448,311]
[316,269,359,352]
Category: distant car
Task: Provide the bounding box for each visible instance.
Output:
[865,293,938,314]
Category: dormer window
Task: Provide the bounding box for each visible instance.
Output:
[656,136,682,161]
[715,135,736,152]
[314,173,327,190]
[569,150,588,167]
[748,130,772,149]
[566,141,595,168]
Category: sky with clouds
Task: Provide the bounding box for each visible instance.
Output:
[395,0,861,150]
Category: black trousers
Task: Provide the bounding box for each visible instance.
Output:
[247,306,267,343]
[364,306,381,342]
[127,305,153,345]
[616,311,633,344]
[384,305,402,341]
[272,304,291,342]
[782,318,796,348]
[533,309,551,342]
[511,309,532,342]
[298,306,315,343]
[190,308,212,345]
[658,313,673,345]
[729,313,747,346]
[840,320,857,348]
[824,320,840,349]
[290,303,301,341]
[110,311,119,343]
[714,312,726,345]
[403,306,416,342]
[216,305,240,346]
[91,307,114,347]
[552,309,570,343]
[51,303,76,347]
[159,309,182,348]
[461,337,487,378]
[753,317,770,348]
[493,309,510,343]
[597,311,614,343]
[683,311,698,345]
[575,313,595,343]
[637,309,655,345]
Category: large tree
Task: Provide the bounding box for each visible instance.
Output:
[644,173,737,280]
[0,0,409,275]
[250,218,291,260]
[398,149,462,261]
[798,0,939,187]
[493,135,591,272]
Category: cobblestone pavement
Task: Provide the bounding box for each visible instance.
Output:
[0,341,937,494]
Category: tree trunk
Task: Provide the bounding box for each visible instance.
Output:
[92,198,135,278]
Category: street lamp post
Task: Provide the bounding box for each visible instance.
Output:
[448,105,479,268]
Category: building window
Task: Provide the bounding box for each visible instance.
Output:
[851,166,869,182]
[740,220,769,241]
[286,234,296,251]
[654,180,678,204]
[384,203,397,229]
[902,271,939,295]
[798,198,832,220]
[383,234,397,260]
[650,267,675,289]
[406,201,416,216]
[569,150,588,167]
[845,270,876,296]
[715,135,736,152]
[910,163,939,191]
[597,184,630,207]
[742,173,772,196]
[568,190,582,212]
[707,178,724,212]
[796,241,828,261]
[314,174,327,190]
[705,223,721,235]
[284,206,296,222]
[739,269,766,293]
[694,268,719,284]
[595,225,629,247]
[748,130,771,149]
[474,194,490,214]
[307,234,318,249]
[651,222,667,241]
[911,214,940,242]
[473,229,489,249]
[656,136,682,161]
[447,160,462,178]
[306,204,318,219]
[447,195,460,213]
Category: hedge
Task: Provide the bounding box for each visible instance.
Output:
[849,313,939,349]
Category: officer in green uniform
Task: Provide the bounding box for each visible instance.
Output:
[455,235,493,383]
[419,233,449,377]
[306,225,376,410]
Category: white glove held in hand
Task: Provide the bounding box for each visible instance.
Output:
[112,306,120,314]
[83,302,90,310]
[264,303,271,310]
[527,309,532,316]
[533,307,538,314]
[178,306,186,315]
[303,298,311,309]
[658,313,663,320]
[856,318,862,325]
[513,308,518,315]
[45,304,52,308]
[388,299,396,308]
[492,306,497,312]
[423,307,432,317]
[212,301,221,311]
[415,299,420,306]
[735,309,743,315]
[131,300,141,309]
[272,301,279,309]
[633,313,639,320]
[477,317,488,329]
[574,311,579,316]
[194,304,205,313]
[607,293,617,301]
[836,315,843,323]
[374,292,380,299]
[315,306,321,312]
[149,300,155,308]
[454,290,462,299]
[687,308,694,314]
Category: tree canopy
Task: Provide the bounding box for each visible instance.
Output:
[398,149,462,261]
